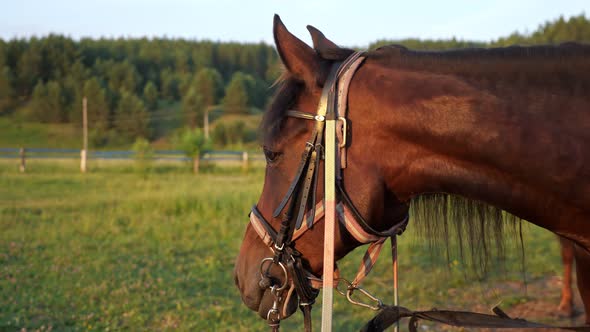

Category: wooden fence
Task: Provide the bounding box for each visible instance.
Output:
[0,147,264,172]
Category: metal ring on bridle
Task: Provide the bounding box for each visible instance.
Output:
[259,257,289,291]
[267,308,281,323]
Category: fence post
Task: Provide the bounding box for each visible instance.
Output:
[193,156,200,174]
[242,151,249,173]
[19,147,26,173]
[81,96,88,173]
[80,149,87,173]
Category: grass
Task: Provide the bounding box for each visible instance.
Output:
[0,160,568,331]
[0,117,81,149]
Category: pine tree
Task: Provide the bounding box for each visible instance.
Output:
[30,80,64,122]
[45,81,66,122]
[114,90,150,140]
[182,88,203,128]
[0,66,14,113]
[160,69,180,100]
[193,68,222,107]
[30,81,48,121]
[107,60,138,95]
[191,43,214,72]
[223,72,249,114]
[83,78,110,131]
[16,42,42,96]
[143,81,158,110]
[193,68,222,138]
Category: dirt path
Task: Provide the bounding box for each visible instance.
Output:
[498,275,585,331]
[417,275,586,331]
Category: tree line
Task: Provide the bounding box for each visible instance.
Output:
[370,13,590,50]
[0,37,278,145]
[0,13,588,147]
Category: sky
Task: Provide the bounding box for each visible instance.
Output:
[1,0,588,47]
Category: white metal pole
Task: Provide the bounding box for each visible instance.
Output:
[392,236,400,332]
[81,96,88,173]
[321,115,337,332]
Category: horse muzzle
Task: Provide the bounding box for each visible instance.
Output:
[257,257,300,320]
[234,256,299,321]
[257,281,300,320]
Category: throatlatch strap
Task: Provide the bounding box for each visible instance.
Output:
[338,184,409,238]
[335,53,366,170]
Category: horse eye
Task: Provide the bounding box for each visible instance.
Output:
[263,147,282,163]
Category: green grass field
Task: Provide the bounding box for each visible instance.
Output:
[0,160,573,331]
[0,117,82,149]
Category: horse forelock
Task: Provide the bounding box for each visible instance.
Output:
[260,74,303,146]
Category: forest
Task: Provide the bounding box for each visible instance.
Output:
[0,13,588,148]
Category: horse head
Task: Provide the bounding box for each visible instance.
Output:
[233,15,409,323]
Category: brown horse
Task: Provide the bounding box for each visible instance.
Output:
[234,15,590,326]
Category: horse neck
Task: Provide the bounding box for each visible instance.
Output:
[349,57,590,248]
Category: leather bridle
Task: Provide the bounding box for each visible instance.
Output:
[249,51,409,331]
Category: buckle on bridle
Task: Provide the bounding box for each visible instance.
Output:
[314,144,324,159]
[337,116,347,148]
[274,242,285,252]
[267,287,282,325]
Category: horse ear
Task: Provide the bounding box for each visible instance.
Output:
[273,14,321,85]
[307,25,356,61]
[307,25,339,53]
